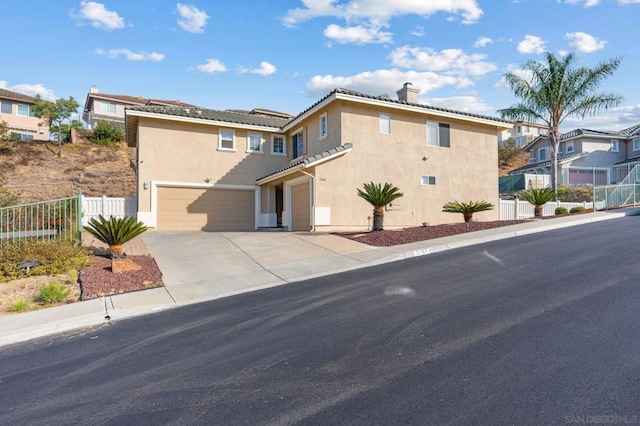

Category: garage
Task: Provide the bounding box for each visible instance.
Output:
[157,186,255,231]
[290,182,311,231]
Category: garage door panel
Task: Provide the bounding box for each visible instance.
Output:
[291,182,311,231]
[157,187,255,231]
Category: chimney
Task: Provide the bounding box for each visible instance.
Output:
[90,85,99,94]
[396,82,420,104]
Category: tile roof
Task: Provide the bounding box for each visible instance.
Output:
[256,143,353,182]
[90,93,198,108]
[0,88,39,103]
[288,87,513,126]
[613,156,640,166]
[508,152,588,175]
[127,105,291,128]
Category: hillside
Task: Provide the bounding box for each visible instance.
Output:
[499,150,530,177]
[1,136,136,204]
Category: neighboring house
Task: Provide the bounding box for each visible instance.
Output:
[82,85,199,129]
[0,88,49,140]
[507,124,640,185]
[125,83,511,232]
[498,121,547,147]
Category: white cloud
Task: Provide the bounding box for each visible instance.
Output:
[618,0,640,3]
[565,31,606,53]
[305,69,469,99]
[474,36,493,48]
[562,0,601,6]
[73,1,125,31]
[423,95,494,113]
[250,61,277,76]
[324,23,392,44]
[390,46,497,76]
[560,104,640,130]
[517,35,545,54]
[176,3,209,33]
[282,0,484,44]
[195,59,227,74]
[494,64,534,90]
[411,26,425,37]
[96,48,164,61]
[0,81,57,102]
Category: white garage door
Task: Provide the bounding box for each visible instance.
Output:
[157,187,255,231]
[291,182,311,231]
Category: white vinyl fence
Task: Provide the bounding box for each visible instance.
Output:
[499,198,606,220]
[82,196,137,225]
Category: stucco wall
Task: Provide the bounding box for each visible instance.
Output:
[0,103,49,140]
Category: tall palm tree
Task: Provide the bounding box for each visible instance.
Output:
[498,52,623,196]
[519,187,556,217]
[357,182,403,231]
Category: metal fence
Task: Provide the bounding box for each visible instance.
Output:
[0,195,82,247]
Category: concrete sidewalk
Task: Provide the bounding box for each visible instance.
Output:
[1,208,637,346]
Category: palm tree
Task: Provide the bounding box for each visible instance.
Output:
[519,187,556,217]
[442,200,494,223]
[357,182,403,231]
[84,215,148,258]
[498,52,623,196]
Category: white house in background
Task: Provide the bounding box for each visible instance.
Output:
[0,88,49,140]
[498,121,548,147]
[507,124,640,186]
[82,85,200,129]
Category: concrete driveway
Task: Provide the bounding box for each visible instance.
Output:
[142,231,374,304]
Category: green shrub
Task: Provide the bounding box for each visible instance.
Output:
[91,121,125,147]
[0,240,93,283]
[39,280,71,305]
[570,206,586,214]
[9,299,33,313]
[557,185,593,202]
[555,207,569,215]
[84,215,147,257]
[67,269,79,284]
[442,200,494,223]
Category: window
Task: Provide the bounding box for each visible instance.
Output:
[247,133,263,153]
[292,129,304,159]
[11,132,33,141]
[219,129,235,150]
[427,121,450,147]
[421,175,436,185]
[515,136,528,147]
[100,101,116,113]
[538,147,547,161]
[319,113,328,139]
[272,135,286,155]
[0,101,11,114]
[17,104,36,117]
[566,141,574,153]
[379,113,390,134]
[634,139,640,151]
[611,140,619,152]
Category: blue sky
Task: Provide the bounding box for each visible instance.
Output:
[2,0,639,131]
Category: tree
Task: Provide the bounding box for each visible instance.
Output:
[498,138,524,167]
[51,120,84,143]
[442,200,494,223]
[498,52,623,196]
[519,187,556,217]
[33,96,80,157]
[357,182,403,231]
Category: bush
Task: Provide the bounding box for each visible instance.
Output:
[570,206,586,214]
[442,200,494,223]
[555,207,569,215]
[39,280,71,305]
[557,185,593,202]
[91,121,125,147]
[0,240,93,283]
[9,299,33,313]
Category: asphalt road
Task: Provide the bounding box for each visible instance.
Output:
[1,217,640,425]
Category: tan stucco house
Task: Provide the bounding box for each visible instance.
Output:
[126,84,511,232]
[0,88,49,140]
[83,85,199,129]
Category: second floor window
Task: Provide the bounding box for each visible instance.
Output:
[272,136,285,154]
[292,130,304,159]
[17,104,36,117]
[219,130,234,150]
[566,141,574,153]
[427,121,450,147]
[247,133,263,153]
[100,102,116,113]
[0,101,11,114]
[538,147,547,161]
[379,113,390,134]
[611,140,619,152]
[319,113,327,139]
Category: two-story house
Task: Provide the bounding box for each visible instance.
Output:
[125,83,512,232]
[507,124,640,185]
[0,88,49,140]
[498,121,548,147]
[82,85,199,129]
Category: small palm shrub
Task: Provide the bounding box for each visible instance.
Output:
[357,182,404,231]
[39,280,71,305]
[442,200,494,223]
[570,206,586,214]
[519,187,556,217]
[555,207,569,215]
[84,215,148,257]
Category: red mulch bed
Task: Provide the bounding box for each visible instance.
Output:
[333,220,531,247]
[79,255,163,300]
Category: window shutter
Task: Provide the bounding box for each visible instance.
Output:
[439,123,450,148]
